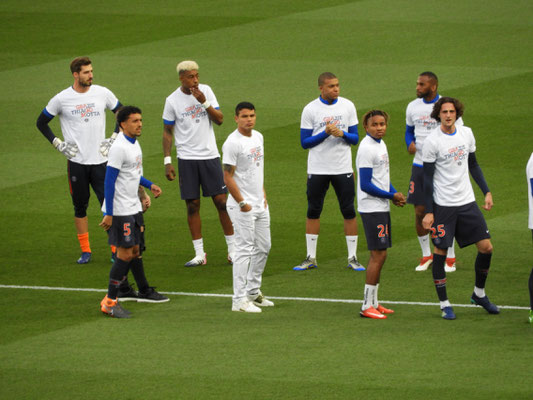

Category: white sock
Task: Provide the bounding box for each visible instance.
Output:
[440,300,451,309]
[363,284,376,310]
[225,234,235,255]
[306,234,318,259]
[192,238,204,257]
[418,234,431,257]
[373,283,380,308]
[446,239,456,258]
[474,286,486,298]
[346,235,358,259]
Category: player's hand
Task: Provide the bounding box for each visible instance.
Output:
[240,203,252,212]
[150,184,162,198]
[325,122,335,135]
[141,194,151,212]
[408,142,416,154]
[165,164,176,181]
[483,192,493,211]
[99,132,118,157]
[392,192,406,207]
[422,213,434,230]
[99,215,113,231]
[53,137,78,159]
[190,86,206,104]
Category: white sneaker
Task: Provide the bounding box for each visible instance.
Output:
[415,255,433,271]
[248,292,274,307]
[445,258,456,272]
[232,300,262,313]
[184,253,207,267]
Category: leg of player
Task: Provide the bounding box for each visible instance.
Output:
[212,193,235,264]
[360,249,388,319]
[529,267,533,324]
[432,247,455,320]
[75,216,92,264]
[101,246,135,318]
[345,218,364,271]
[445,238,457,272]
[293,218,319,270]
[184,198,207,267]
[470,239,499,314]
[414,205,432,271]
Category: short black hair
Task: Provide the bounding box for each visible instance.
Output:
[117,106,142,128]
[431,97,464,122]
[419,71,438,83]
[318,72,337,86]
[235,101,255,116]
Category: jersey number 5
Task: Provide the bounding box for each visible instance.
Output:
[123,223,131,237]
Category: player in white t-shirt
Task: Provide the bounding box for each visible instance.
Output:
[422,97,498,320]
[36,57,122,264]
[99,106,168,318]
[356,110,406,319]
[405,72,460,273]
[162,60,234,267]
[293,72,364,272]
[222,102,274,313]
[526,152,533,323]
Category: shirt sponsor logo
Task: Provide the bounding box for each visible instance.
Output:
[318,115,344,129]
[181,104,206,120]
[71,103,101,120]
[414,115,438,131]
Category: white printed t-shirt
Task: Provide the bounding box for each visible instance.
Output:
[406,95,463,166]
[356,135,391,213]
[301,96,358,175]
[422,125,476,207]
[222,129,265,210]
[45,84,119,165]
[162,83,220,160]
[102,133,143,216]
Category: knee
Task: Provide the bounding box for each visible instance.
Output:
[186,200,200,216]
[478,240,493,254]
[340,206,356,220]
[74,203,88,218]
[307,204,323,219]
[213,197,227,212]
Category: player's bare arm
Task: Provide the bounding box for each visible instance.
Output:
[139,186,151,212]
[190,86,223,126]
[162,124,176,181]
[223,164,251,212]
[99,215,113,231]
[483,192,493,211]
[422,213,434,230]
[150,184,162,198]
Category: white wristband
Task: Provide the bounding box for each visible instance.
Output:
[164,156,172,165]
[201,100,211,110]
[239,201,248,209]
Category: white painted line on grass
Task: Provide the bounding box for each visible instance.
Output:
[0,284,528,310]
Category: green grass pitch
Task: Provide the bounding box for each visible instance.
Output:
[1,1,532,398]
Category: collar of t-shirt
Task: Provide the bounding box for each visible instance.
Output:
[319,96,338,105]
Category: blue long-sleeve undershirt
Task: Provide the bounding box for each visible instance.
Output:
[359,167,396,200]
[301,124,358,149]
[104,166,153,216]
[405,124,415,149]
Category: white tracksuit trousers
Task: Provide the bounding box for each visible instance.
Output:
[228,205,271,303]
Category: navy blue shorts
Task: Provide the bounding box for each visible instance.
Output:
[360,212,392,250]
[431,202,490,249]
[406,165,424,206]
[178,157,227,200]
[306,173,356,219]
[108,212,145,250]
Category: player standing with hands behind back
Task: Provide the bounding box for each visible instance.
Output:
[356,110,406,319]
[422,97,498,320]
